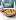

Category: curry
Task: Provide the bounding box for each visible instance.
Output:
[3,9,15,14]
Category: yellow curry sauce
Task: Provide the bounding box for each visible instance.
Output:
[3,9,15,14]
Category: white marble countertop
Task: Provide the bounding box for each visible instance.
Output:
[0,12,16,20]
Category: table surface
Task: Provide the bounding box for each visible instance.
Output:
[7,15,16,20]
